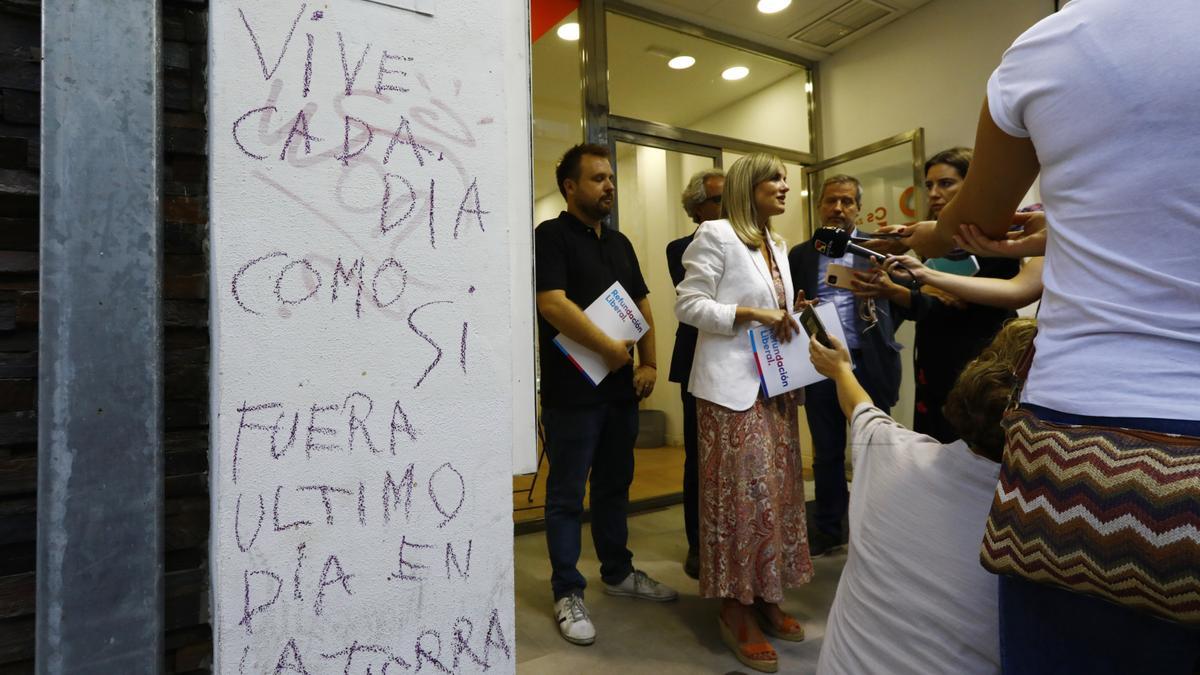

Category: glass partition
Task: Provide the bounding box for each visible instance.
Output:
[614,138,718,451]
[804,130,926,234]
[520,5,823,521]
[517,10,583,518]
[607,12,812,155]
[802,130,926,435]
[532,10,583,223]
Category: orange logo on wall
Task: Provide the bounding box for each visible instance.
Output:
[865,206,888,226]
[899,186,917,218]
[853,188,917,228]
[855,206,889,228]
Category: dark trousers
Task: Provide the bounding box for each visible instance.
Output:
[999,575,1200,674]
[913,364,958,444]
[805,350,889,538]
[542,401,638,600]
[680,388,698,550]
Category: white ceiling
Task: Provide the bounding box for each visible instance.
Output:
[604,13,805,134]
[531,1,936,201]
[622,0,934,61]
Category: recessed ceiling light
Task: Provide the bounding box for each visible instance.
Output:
[722,66,749,81]
[668,55,695,70]
[757,0,792,13]
[556,22,579,41]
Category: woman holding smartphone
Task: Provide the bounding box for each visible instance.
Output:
[675,153,811,673]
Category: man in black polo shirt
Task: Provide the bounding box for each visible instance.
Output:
[535,143,677,646]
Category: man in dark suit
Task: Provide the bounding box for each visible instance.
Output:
[666,167,723,579]
[789,174,904,556]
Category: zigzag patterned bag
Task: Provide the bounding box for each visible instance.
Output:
[979,342,1200,625]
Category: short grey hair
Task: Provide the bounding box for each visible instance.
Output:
[821,174,862,207]
[680,168,726,217]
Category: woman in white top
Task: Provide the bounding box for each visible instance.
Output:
[675,153,812,674]
[901,1,1200,672]
[807,318,1039,675]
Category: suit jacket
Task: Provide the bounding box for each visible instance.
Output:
[789,237,904,408]
[666,232,699,385]
[675,220,796,411]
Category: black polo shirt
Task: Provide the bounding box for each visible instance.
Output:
[535,211,650,408]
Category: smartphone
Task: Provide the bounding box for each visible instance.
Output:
[926,254,981,277]
[825,263,856,290]
[800,305,833,348]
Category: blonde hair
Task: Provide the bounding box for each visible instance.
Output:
[943,318,1038,462]
[721,153,785,249]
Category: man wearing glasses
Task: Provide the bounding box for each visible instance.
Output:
[666,168,724,580]
[788,174,904,557]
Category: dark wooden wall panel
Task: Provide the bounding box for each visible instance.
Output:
[0,0,213,671]
[162,1,212,672]
[0,2,42,670]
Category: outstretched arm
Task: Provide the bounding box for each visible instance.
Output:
[808,333,872,420]
[883,256,1045,310]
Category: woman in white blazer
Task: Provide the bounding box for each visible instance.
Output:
[675,153,813,674]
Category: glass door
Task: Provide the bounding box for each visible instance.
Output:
[803,129,927,234]
[802,129,927,431]
[611,132,719,500]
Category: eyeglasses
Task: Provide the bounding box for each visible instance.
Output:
[704,195,722,205]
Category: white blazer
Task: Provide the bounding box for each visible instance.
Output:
[674,219,795,411]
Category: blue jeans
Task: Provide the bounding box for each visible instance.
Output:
[999,575,1200,674]
[541,401,637,600]
[805,350,889,538]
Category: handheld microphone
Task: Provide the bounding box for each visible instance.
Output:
[850,233,905,242]
[814,226,919,288]
[813,226,887,264]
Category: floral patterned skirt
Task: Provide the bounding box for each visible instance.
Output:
[697,393,812,604]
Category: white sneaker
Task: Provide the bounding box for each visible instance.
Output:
[554,594,596,645]
[603,569,679,602]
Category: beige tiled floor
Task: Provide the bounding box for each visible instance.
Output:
[514,503,847,674]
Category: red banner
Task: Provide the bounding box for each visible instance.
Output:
[531,0,579,43]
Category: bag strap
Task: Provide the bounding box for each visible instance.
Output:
[1006,326,1037,412]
